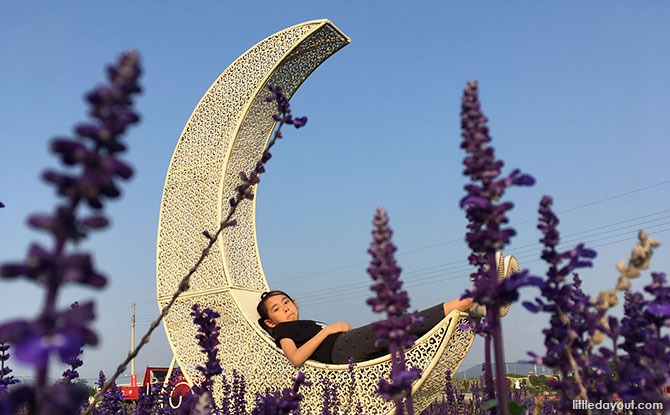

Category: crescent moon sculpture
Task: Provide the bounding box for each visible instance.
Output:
[157,19,475,414]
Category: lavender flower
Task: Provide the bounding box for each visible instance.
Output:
[366,207,422,415]
[424,370,462,415]
[321,378,339,415]
[191,304,223,392]
[219,372,233,415]
[460,80,534,259]
[92,370,125,415]
[187,303,223,414]
[134,382,161,415]
[343,360,363,415]
[0,50,142,414]
[607,272,670,408]
[0,301,97,369]
[61,302,85,383]
[252,372,310,415]
[231,369,247,415]
[0,342,19,393]
[538,397,558,415]
[366,208,419,350]
[61,362,83,384]
[266,85,308,130]
[526,195,669,414]
[523,196,600,412]
[467,380,485,415]
[205,369,248,415]
[459,80,535,413]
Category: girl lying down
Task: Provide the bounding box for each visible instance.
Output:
[256,281,511,366]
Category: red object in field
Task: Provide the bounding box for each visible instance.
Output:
[122,373,140,400]
[120,366,189,402]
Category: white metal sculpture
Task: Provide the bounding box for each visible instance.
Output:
[156,19,477,414]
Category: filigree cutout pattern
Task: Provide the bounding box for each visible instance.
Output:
[157,20,476,415]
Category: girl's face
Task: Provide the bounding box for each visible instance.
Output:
[263,295,299,328]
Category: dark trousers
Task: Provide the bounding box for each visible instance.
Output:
[329,304,446,364]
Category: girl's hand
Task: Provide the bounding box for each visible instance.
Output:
[325,322,351,334]
[279,321,353,366]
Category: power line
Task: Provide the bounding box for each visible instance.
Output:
[291,214,669,308]
[272,181,670,286]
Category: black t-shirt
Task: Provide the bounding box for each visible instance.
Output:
[273,320,342,364]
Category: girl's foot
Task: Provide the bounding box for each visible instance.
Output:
[469,252,518,318]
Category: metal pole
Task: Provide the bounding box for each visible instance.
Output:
[131,303,136,379]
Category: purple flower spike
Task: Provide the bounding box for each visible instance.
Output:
[60,302,84,383]
[266,84,308,129]
[611,271,670,407]
[292,116,308,128]
[0,301,97,368]
[523,196,616,411]
[366,207,422,415]
[0,342,20,393]
[252,372,311,415]
[1,243,107,288]
[568,233,668,408]
[459,80,537,414]
[0,51,142,414]
[190,303,223,412]
[460,80,534,262]
[95,370,125,414]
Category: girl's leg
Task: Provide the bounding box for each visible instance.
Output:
[330,302,469,364]
[408,300,474,338]
[442,297,474,316]
[330,324,385,364]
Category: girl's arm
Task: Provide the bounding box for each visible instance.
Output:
[279,322,351,366]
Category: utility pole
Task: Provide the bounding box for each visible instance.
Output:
[131,303,136,388]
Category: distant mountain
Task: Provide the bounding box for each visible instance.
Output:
[454,362,554,379]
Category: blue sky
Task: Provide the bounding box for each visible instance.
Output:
[1,2,669,384]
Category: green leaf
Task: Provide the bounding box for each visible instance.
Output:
[509,401,525,415]
[482,399,499,410]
